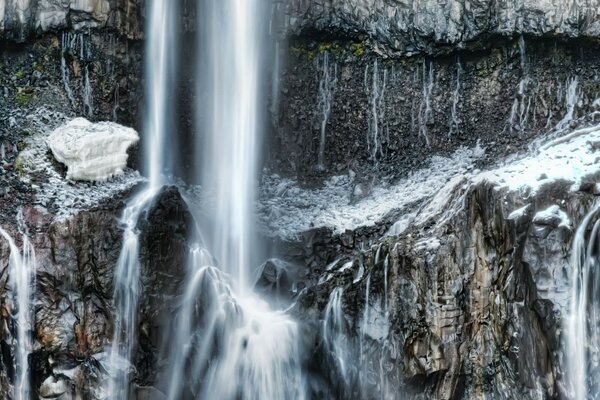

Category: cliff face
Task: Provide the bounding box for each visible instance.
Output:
[0,1,600,399]
[0,0,144,41]
[281,0,600,54]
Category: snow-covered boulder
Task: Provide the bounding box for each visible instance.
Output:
[47,118,139,181]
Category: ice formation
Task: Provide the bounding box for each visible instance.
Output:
[47,117,139,181]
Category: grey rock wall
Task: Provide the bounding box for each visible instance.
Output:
[281,0,600,54]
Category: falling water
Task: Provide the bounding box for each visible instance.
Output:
[418,61,434,146]
[365,60,388,160]
[316,51,337,170]
[508,35,531,133]
[566,202,600,400]
[448,59,462,137]
[557,77,580,130]
[323,287,352,388]
[60,33,75,106]
[106,0,178,397]
[83,65,94,117]
[0,210,36,400]
[160,0,308,398]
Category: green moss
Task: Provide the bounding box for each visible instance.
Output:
[15,70,26,79]
[350,42,366,57]
[15,91,34,107]
[33,62,45,73]
[14,154,25,176]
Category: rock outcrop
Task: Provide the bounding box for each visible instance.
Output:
[0,0,144,41]
[281,0,600,54]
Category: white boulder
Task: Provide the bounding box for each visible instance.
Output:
[47,117,139,181]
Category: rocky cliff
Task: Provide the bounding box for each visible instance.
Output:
[0,1,599,399]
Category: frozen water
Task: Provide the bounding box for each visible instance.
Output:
[46,117,139,181]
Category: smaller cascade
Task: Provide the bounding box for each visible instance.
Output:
[359,273,371,389]
[418,61,434,146]
[163,244,307,400]
[0,210,36,400]
[60,32,76,106]
[507,35,531,133]
[365,60,388,160]
[112,83,120,122]
[448,59,462,137]
[566,203,600,400]
[82,64,94,117]
[316,51,338,170]
[556,77,580,130]
[322,288,351,387]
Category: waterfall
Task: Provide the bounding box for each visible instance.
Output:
[507,35,531,133]
[0,210,36,400]
[160,0,308,398]
[566,202,600,400]
[365,59,388,160]
[316,51,337,170]
[557,77,580,130]
[448,59,462,137]
[83,64,94,117]
[323,287,351,387]
[106,0,178,397]
[60,32,75,106]
[418,61,434,146]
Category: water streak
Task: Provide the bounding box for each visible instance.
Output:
[418,61,434,146]
[507,35,531,133]
[448,59,462,137]
[106,0,178,397]
[0,211,36,400]
[566,202,600,400]
[557,77,580,130]
[366,60,388,160]
[316,51,337,170]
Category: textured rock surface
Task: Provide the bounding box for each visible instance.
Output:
[0,185,192,398]
[281,0,600,54]
[0,0,144,41]
[272,37,600,183]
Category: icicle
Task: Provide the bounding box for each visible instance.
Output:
[448,59,462,137]
[316,51,338,170]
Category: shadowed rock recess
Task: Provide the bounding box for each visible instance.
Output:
[0,0,600,399]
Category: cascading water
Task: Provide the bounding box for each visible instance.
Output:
[316,51,337,170]
[161,0,308,398]
[0,210,36,399]
[566,202,600,400]
[448,59,462,137]
[418,61,434,146]
[106,0,178,397]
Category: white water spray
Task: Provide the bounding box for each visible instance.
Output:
[365,60,388,160]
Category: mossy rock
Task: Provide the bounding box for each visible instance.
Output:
[15,91,34,107]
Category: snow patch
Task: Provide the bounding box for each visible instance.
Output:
[14,108,143,220]
[47,117,139,181]
[258,145,485,239]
